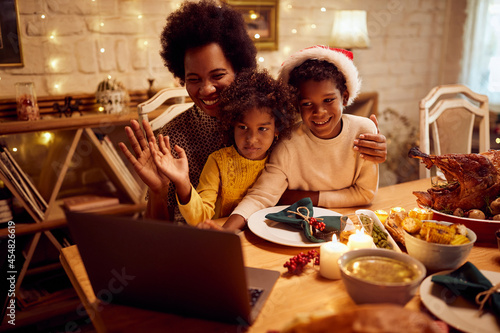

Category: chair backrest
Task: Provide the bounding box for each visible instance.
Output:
[345,91,378,118]
[137,87,194,131]
[419,84,490,178]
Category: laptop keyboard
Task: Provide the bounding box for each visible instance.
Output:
[248,288,264,307]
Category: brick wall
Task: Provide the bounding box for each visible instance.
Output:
[0,0,468,185]
[1,0,466,124]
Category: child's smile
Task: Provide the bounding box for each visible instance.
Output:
[313,119,331,125]
[298,79,348,140]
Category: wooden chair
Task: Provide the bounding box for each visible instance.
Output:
[419,84,490,178]
[137,87,193,131]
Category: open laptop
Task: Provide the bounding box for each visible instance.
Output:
[64,211,280,326]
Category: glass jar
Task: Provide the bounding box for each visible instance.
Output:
[15,82,40,121]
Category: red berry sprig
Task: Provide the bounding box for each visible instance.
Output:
[308,217,326,231]
[283,249,320,275]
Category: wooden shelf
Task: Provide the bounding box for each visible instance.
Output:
[0,115,147,324]
[0,203,146,237]
[0,113,137,135]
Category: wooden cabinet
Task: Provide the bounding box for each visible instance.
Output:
[0,114,147,325]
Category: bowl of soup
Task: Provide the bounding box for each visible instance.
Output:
[338,248,426,305]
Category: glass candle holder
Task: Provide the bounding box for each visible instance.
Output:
[15,82,40,121]
[358,215,374,235]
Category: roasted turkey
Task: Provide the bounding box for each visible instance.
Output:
[408,147,500,213]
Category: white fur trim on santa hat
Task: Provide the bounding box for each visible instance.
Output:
[278,45,361,106]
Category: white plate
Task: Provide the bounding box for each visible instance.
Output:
[420,270,500,333]
[247,206,354,247]
[355,209,402,252]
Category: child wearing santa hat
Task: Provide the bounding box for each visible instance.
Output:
[222,45,379,231]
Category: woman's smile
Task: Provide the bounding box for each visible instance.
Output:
[201,98,219,106]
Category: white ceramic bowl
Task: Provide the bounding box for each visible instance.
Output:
[338,248,426,305]
[404,221,476,273]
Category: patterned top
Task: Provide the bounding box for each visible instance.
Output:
[157,104,225,223]
[178,146,267,225]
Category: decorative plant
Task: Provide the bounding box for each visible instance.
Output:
[378,108,419,186]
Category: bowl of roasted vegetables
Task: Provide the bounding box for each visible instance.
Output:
[409,146,500,246]
[424,208,500,246]
[403,220,476,272]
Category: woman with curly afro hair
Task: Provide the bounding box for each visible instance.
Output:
[159,0,257,87]
[121,0,258,223]
[148,69,297,229]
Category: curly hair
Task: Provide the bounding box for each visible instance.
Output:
[287,59,348,103]
[160,0,257,85]
[218,69,298,150]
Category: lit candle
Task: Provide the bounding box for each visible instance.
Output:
[347,229,373,250]
[409,207,433,220]
[390,207,406,214]
[374,209,388,224]
[319,234,349,280]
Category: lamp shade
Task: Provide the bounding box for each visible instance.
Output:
[330,10,370,49]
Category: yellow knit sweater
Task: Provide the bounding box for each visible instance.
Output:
[178,146,267,226]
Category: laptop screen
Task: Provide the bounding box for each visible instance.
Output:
[65,211,279,325]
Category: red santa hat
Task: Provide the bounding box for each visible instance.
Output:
[278,45,361,106]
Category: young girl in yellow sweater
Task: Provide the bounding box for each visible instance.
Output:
[148,69,297,226]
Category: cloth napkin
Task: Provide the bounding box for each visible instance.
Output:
[264,197,346,243]
[431,261,500,319]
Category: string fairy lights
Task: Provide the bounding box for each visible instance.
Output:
[11,0,354,97]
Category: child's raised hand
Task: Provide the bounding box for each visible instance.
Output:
[149,134,191,201]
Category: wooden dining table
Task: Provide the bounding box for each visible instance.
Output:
[59,178,500,333]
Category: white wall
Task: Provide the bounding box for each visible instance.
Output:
[1,0,465,124]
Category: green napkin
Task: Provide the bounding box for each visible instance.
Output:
[431,262,500,319]
[265,197,346,243]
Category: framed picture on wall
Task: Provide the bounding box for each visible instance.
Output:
[0,0,24,67]
[226,0,279,51]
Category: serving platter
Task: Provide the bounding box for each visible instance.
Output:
[247,206,354,247]
[426,208,499,246]
[355,209,402,252]
[420,270,500,333]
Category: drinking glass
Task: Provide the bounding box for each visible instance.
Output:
[15,82,40,121]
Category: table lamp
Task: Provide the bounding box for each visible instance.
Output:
[330,10,370,50]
